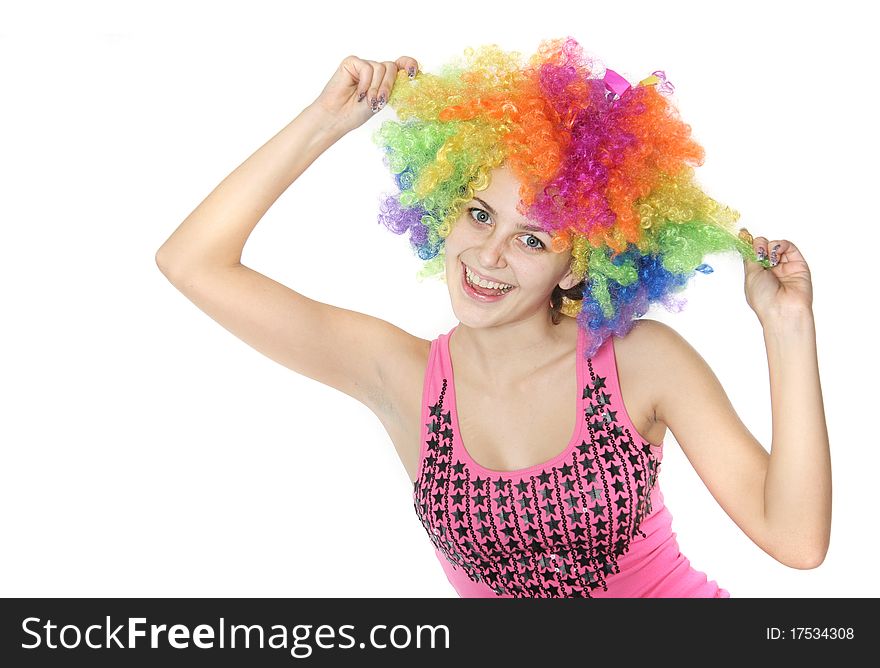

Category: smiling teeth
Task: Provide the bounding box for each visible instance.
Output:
[465,265,514,291]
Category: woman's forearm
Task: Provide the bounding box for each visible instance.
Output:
[156,103,345,274]
[761,308,832,567]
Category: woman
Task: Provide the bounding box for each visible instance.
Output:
[155,38,831,598]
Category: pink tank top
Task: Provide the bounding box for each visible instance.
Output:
[413,323,730,598]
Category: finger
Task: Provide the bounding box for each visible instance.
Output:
[742,242,765,278]
[768,240,782,267]
[752,235,769,262]
[377,60,402,108]
[343,56,373,103]
[367,61,387,112]
[395,55,419,79]
[767,239,805,267]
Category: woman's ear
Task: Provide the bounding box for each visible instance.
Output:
[558,268,580,291]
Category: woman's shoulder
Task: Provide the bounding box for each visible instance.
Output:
[614,318,688,359]
[613,318,713,413]
[611,318,692,400]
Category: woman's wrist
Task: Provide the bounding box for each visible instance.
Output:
[301,101,350,143]
[759,305,815,338]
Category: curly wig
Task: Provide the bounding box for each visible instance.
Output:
[371,36,765,357]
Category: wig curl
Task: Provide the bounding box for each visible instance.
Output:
[371,37,765,357]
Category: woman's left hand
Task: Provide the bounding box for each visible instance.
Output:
[740,229,814,324]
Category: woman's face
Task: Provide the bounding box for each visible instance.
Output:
[443,165,578,327]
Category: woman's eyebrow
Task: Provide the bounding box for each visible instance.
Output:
[473,197,546,233]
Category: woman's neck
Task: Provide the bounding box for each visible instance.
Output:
[450,315,577,389]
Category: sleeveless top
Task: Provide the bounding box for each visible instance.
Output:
[412,323,731,598]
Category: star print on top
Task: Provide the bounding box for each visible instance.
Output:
[413,323,730,598]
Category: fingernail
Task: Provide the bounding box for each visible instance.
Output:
[408,67,415,78]
[370,97,378,112]
[769,249,778,266]
[756,247,766,261]
[378,93,386,107]
[357,91,366,102]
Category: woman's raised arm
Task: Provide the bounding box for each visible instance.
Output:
[156,54,417,272]
[155,56,426,411]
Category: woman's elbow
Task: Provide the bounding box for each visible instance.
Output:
[778,543,828,570]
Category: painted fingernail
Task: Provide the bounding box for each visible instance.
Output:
[769,249,778,266]
[378,93,386,107]
[756,247,766,261]
[370,97,378,112]
[357,91,366,102]
[408,67,415,78]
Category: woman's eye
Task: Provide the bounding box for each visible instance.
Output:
[521,235,546,251]
[467,207,545,251]
[468,207,491,224]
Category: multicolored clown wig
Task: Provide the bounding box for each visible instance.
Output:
[371,37,765,358]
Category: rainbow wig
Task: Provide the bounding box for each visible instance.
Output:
[371,37,765,357]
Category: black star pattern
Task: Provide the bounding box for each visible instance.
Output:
[413,360,663,598]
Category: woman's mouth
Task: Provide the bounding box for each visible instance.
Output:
[460,261,516,302]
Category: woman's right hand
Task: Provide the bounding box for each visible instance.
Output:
[310,54,419,136]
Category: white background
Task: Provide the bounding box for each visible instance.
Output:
[1,0,876,597]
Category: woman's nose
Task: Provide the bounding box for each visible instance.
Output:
[476,231,508,268]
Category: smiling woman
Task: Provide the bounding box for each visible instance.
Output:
[372,37,765,357]
[370,37,829,592]
[465,194,587,320]
[157,37,830,599]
